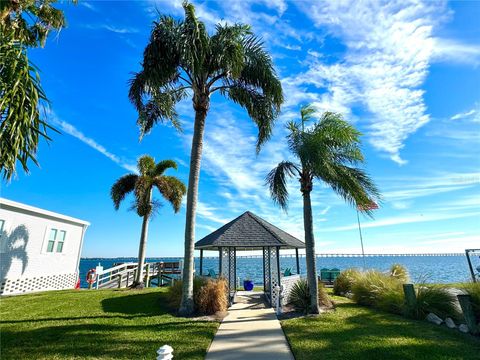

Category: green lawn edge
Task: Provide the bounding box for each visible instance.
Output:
[281,294,480,360]
[0,288,219,360]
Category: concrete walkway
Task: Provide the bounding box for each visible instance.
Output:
[205,291,294,360]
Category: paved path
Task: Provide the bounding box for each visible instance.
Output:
[205,291,294,360]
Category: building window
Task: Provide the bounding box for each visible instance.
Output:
[56,230,66,253]
[46,228,66,253]
[47,229,57,252]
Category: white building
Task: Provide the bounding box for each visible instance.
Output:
[0,198,89,295]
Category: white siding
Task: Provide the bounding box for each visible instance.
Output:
[0,199,89,295]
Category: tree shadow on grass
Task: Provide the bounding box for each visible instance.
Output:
[284,301,480,360]
[101,290,171,316]
[0,321,217,360]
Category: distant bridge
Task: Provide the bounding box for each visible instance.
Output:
[202,253,464,259]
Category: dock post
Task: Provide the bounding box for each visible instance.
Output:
[145,263,151,287]
[117,273,122,288]
[403,284,416,317]
[458,294,479,335]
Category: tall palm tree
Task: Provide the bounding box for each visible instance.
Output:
[129,2,283,314]
[1,0,74,180]
[111,155,186,288]
[266,106,380,313]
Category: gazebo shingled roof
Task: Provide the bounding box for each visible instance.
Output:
[195,211,305,250]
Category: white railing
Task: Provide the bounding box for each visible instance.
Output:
[88,261,183,289]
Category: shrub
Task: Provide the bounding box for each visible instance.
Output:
[288,278,333,314]
[462,283,480,322]
[408,285,459,320]
[167,276,229,315]
[333,268,361,296]
[318,281,334,308]
[167,277,206,310]
[351,270,404,313]
[390,263,409,283]
[288,278,310,314]
[196,278,228,315]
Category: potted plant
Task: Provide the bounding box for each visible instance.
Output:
[243,277,254,291]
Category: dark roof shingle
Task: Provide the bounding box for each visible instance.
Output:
[195,211,305,250]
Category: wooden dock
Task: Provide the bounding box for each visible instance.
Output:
[90,261,183,290]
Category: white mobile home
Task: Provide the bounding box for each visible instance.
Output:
[0,198,89,295]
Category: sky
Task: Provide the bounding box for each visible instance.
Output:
[2,0,480,257]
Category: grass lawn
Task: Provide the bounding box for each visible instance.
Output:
[282,294,480,360]
[0,288,218,360]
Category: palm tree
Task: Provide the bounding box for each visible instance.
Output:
[111,155,186,288]
[266,106,380,313]
[1,0,74,180]
[129,2,283,314]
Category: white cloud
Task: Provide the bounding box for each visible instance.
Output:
[432,38,480,65]
[84,24,139,34]
[50,113,137,173]
[292,0,447,164]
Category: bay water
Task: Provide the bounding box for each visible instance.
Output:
[79,255,475,288]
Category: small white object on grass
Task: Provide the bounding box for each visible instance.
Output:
[157,345,173,360]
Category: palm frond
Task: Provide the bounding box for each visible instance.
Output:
[154,176,187,213]
[317,164,381,217]
[111,174,138,210]
[181,1,209,78]
[224,83,278,152]
[134,177,153,217]
[265,161,300,210]
[207,23,250,78]
[137,155,155,176]
[154,159,178,176]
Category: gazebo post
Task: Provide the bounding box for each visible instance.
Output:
[218,247,222,275]
[262,246,266,293]
[295,248,300,275]
[277,246,282,310]
[199,249,203,276]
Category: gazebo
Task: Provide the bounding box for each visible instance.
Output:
[195,211,305,307]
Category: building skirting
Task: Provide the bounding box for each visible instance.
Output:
[0,273,78,296]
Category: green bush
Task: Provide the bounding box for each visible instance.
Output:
[167,277,228,315]
[333,268,361,295]
[351,270,404,313]
[462,282,480,322]
[408,285,459,320]
[288,278,310,314]
[390,263,409,283]
[287,278,333,314]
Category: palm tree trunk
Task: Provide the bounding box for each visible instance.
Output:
[303,188,320,314]
[133,189,152,288]
[179,95,208,316]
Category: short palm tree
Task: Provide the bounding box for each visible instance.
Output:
[266,106,380,313]
[129,2,283,314]
[111,155,186,288]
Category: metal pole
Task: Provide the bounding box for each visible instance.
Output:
[465,249,477,283]
[295,248,300,275]
[199,249,204,276]
[357,210,366,269]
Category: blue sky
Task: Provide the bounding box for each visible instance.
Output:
[2,0,479,257]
